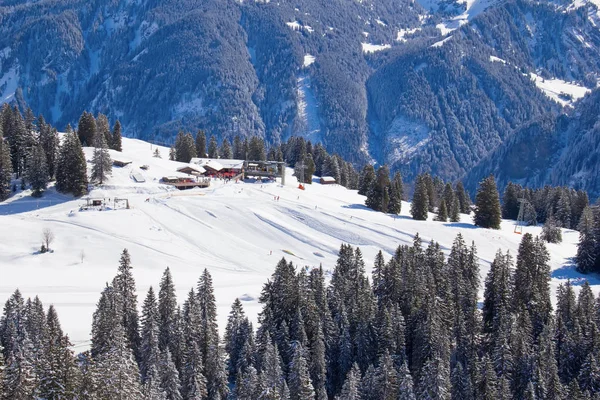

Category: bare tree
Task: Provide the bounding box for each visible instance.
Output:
[42,228,55,251]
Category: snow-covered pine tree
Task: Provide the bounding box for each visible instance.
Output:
[225,298,249,383]
[541,215,562,243]
[473,175,501,229]
[577,207,597,274]
[113,249,142,364]
[397,361,416,400]
[160,349,182,400]
[141,287,161,382]
[55,127,88,196]
[435,199,448,222]
[288,342,315,400]
[411,174,429,220]
[174,131,197,163]
[334,363,360,400]
[96,113,112,147]
[0,135,12,201]
[358,165,375,196]
[449,196,460,223]
[476,356,498,400]
[208,135,219,159]
[38,305,80,399]
[91,128,112,184]
[26,144,48,197]
[196,269,229,399]
[158,268,179,363]
[143,364,167,400]
[556,190,572,229]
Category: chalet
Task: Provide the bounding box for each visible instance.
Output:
[320,176,336,185]
[177,165,206,176]
[190,158,244,178]
[113,159,132,167]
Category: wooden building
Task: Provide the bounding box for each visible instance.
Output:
[320,176,336,185]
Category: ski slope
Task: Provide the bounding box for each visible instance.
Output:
[0,138,591,351]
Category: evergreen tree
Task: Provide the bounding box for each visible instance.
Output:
[249,136,267,161]
[449,196,460,222]
[502,182,522,220]
[158,268,180,367]
[358,165,375,196]
[288,343,315,400]
[55,128,88,196]
[232,135,243,159]
[577,207,597,274]
[153,148,162,158]
[411,174,429,220]
[388,172,403,214]
[196,131,207,158]
[473,175,502,229]
[38,116,58,180]
[397,361,416,400]
[111,120,123,152]
[365,165,390,212]
[96,113,112,147]
[26,144,48,197]
[541,215,562,243]
[477,356,498,400]
[174,132,197,163]
[0,137,13,200]
[77,111,96,146]
[208,135,219,159]
[113,249,142,364]
[556,190,572,229]
[235,366,260,400]
[220,138,232,159]
[224,298,250,383]
[140,287,161,382]
[91,129,112,184]
[455,181,471,214]
[160,349,182,400]
[435,200,448,222]
[335,363,361,400]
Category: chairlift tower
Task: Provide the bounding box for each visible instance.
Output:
[514,198,527,234]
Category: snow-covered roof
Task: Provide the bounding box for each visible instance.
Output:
[177,165,206,174]
[321,176,336,182]
[190,158,244,170]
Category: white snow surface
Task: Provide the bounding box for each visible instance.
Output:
[361,42,392,53]
[431,35,454,47]
[303,54,316,67]
[397,27,422,42]
[0,137,591,351]
[0,66,19,103]
[529,72,591,107]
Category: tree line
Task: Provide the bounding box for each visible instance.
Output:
[0,106,123,200]
[2,232,600,399]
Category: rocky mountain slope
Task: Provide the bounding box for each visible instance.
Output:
[2,0,600,186]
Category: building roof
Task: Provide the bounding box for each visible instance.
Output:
[321,176,336,182]
[177,165,206,174]
[190,158,244,170]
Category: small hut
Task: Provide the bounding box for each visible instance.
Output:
[320,176,336,185]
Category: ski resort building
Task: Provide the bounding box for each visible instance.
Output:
[320,176,336,185]
[190,158,244,178]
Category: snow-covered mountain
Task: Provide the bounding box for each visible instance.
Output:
[2,0,600,188]
[0,136,590,349]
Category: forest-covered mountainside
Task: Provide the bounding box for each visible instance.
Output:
[1,0,600,186]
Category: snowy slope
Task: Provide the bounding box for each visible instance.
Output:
[0,138,590,351]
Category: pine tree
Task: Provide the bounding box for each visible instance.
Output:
[388,172,403,214]
[96,113,112,147]
[411,174,429,221]
[38,116,58,180]
[232,135,243,159]
[235,366,260,400]
[541,215,562,243]
[577,207,597,274]
[477,356,498,400]
[288,343,315,400]
[77,111,96,146]
[358,165,375,196]
[365,165,390,212]
[140,287,161,382]
[225,298,250,383]
[556,190,572,229]
[174,131,197,163]
[91,129,112,184]
[158,268,180,367]
[397,361,416,400]
[208,135,219,159]
[0,137,13,200]
[160,349,182,400]
[502,182,522,220]
[335,363,361,400]
[111,120,123,151]
[196,131,207,158]
[153,148,162,158]
[55,128,88,196]
[26,144,48,197]
[473,175,502,229]
[435,200,448,222]
[220,138,232,159]
[113,249,142,363]
[449,196,460,222]
[455,182,471,214]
